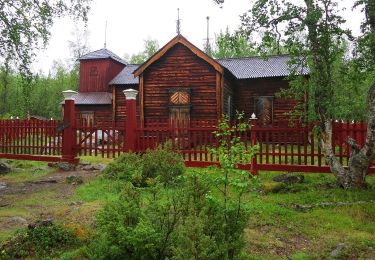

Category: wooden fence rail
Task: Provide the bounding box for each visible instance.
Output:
[0,119,63,162]
[0,95,374,174]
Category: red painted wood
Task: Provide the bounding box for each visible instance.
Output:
[62,99,79,164]
[79,59,125,92]
[125,98,137,152]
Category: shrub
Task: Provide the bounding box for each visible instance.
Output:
[84,183,181,259]
[86,169,253,259]
[103,144,185,187]
[142,143,185,186]
[0,222,78,259]
[102,152,142,182]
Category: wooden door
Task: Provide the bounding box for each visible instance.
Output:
[255,97,273,125]
[169,107,190,127]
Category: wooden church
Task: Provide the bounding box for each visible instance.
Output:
[72,34,308,127]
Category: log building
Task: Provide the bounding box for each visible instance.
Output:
[72,35,308,126]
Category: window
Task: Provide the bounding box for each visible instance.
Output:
[80,111,95,125]
[254,96,273,125]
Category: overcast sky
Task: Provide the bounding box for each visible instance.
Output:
[36,0,363,74]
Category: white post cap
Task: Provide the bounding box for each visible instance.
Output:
[123,89,138,100]
[62,90,78,100]
[251,113,257,120]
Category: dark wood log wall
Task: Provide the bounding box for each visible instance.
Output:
[111,85,140,126]
[233,77,297,123]
[142,43,218,125]
[75,105,113,126]
[79,59,125,92]
[223,72,235,120]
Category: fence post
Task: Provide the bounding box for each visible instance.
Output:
[250,115,258,175]
[61,90,79,164]
[124,89,138,152]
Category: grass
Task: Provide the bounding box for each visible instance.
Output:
[243,173,375,258]
[1,157,374,258]
[72,168,375,258]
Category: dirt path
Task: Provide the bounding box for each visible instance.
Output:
[0,167,100,241]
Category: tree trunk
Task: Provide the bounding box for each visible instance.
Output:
[319,83,375,189]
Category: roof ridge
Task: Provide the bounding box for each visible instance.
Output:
[216,54,291,61]
[79,48,128,65]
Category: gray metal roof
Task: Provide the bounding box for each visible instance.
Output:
[109,64,139,85]
[217,55,309,79]
[107,55,309,85]
[63,92,112,105]
[79,48,128,65]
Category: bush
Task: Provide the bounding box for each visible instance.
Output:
[0,222,78,259]
[103,144,185,187]
[85,170,252,259]
[102,152,142,182]
[142,143,185,186]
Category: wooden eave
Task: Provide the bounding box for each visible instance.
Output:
[133,35,223,77]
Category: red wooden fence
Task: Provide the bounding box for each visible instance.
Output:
[0,94,374,175]
[0,119,63,162]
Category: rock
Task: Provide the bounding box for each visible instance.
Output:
[261,182,287,194]
[28,219,54,230]
[330,243,346,258]
[65,175,84,185]
[31,179,58,184]
[56,162,76,171]
[0,161,11,174]
[13,168,25,173]
[79,160,91,166]
[9,216,27,225]
[82,163,106,171]
[273,173,304,184]
[0,182,7,190]
[69,201,83,206]
[48,162,57,168]
[94,163,106,171]
[82,165,95,171]
[31,167,48,173]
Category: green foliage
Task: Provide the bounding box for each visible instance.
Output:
[212,28,257,59]
[0,223,78,259]
[0,0,91,76]
[142,143,185,187]
[85,168,256,259]
[85,120,259,259]
[87,114,259,259]
[209,113,259,259]
[128,38,159,64]
[0,62,79,118]
[102,152,143,182]
[103,144,185,187]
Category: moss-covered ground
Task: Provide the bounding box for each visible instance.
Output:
[0,158,374,259]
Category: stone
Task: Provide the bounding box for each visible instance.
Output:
[273,173,304,184]
[48,162,58,168]
[261,182,287,194]
[82,163,106,171]
[31,167,48,173]
[9,216,27,225]
[65,175,84,185]
[28,219,54,230]
[94,163,106,172]
[56,162,76,171]
[330,243,346,258]
[13,168,25,173]
[0,182,7,190]
[0,161,11,174]
[79,160,91,166]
